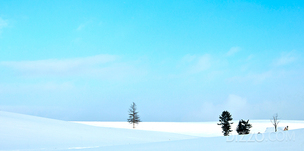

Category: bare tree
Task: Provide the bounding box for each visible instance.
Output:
[271,113,279,132]
[128,102,141,128]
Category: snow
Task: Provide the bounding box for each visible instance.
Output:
[1,111,304,151]
[264,127,284,133]
[0,111,195,151]
[75,120,304,137]
[95,130,303,151]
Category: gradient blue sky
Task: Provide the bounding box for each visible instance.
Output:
[0,0,304,121]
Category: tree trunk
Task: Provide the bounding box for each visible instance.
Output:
[133,123,135,128]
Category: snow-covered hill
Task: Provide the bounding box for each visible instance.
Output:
[1,111,304,151]
[76,120,304,137]
[93,129,304,151]
[0,111,195,151]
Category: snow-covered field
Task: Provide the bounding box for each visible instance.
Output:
[1,111,304,151]
[75,120,304,137]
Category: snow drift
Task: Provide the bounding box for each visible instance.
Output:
[0,111,195,150]
[1,111,304,151]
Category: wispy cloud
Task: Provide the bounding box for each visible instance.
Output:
[184,94,300,121]
[180,54,211,74]
[76,20,93,31]
[226,94,248,115]
[0,54,145,80]
[0,82,75,94]
[184,94,249,121]
[77,24,86,31]
[228,70,273,84]
[0,17,8,34]
[273,51,296,66]
[1,54,116,75]
[192,55,211,73]
[226,46,241,56]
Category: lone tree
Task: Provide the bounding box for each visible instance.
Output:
[128,102,141,128]
[218,111,233,136]
[271,113,279,132]
[236,119,252,135]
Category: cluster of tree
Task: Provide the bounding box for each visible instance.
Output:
[217,111,252,136]
[218,111,282,136]
[127,103,280,133]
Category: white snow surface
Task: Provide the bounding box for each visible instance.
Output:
[1,111,304,151]
[75,120,304,137]
[0,111,195,151]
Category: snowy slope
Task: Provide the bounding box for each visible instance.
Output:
[1,111,304,151]
[92,129,304,151]
[0,111,195,151]
[76,120,304,137]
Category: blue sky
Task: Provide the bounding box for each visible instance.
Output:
[0,0,304,121]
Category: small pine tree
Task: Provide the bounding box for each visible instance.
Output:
[236,119,252,135]
[217,111,233,136]
[127,102,141,128]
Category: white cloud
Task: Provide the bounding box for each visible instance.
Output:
[181,54,196,63]
[180,54,211,74]
[0,82,74,93]
[228,70,272,84]
[184,94,286,121]
[0,17,8,28]
[77,24,86,31]
[183,94,249,121]
[192,55,211,72]
[1,54,117,75]
[76,20,93,31]
[0,17,8,33]
[226,47,241,56]
[0,54,146,80]
[225,94,248,117]
[273,51,296,66]
[184,101,219,121]
[33,82,74,91]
